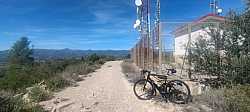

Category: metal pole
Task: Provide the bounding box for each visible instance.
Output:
[157,0,161,71]
[180,23,192,79]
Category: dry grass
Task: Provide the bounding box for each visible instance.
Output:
[121,60,142,83]
[182,85,250,112]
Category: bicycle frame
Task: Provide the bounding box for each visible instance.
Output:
[143,71,171,98]
[135,70,192,104]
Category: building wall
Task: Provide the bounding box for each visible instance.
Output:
[174,29,209,65]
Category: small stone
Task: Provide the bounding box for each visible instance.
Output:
[53,98,60,104]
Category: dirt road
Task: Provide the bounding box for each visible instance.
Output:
[41,61,180,112]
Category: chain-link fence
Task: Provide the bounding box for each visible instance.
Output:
[131,21,228,79]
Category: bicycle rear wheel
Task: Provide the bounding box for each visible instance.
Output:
[168,80,191,104]
[133,79,154,100]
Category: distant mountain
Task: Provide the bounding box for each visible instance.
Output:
[0,49,129,63]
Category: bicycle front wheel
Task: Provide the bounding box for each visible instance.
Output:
[133,79,154,100]
[168,80,191,104]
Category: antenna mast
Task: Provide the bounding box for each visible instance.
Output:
[210,0,217,14]
[156,0,162,67]
[210,0,223,15]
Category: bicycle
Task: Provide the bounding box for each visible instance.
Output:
[133,69,191,104]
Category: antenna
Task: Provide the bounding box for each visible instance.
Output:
[135,0,142,6]
[156,0,160,23]
[210,0,223,15]
[210,0,216,14]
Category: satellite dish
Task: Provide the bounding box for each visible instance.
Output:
[135,0,142,6]
[134,19,141,28]
[217,8,223,14]
[136,19,141,25]
[133,19,141,29]
[134,24,138,29]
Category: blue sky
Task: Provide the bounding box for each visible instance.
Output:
[0,0,245,50]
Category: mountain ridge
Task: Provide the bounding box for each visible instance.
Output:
[0,49,129,63]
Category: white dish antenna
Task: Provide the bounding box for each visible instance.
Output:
[134,24,138,29]
[135,0,142,6]
[217,8,223,14]
[136,19,141,25]
[133,19,141,29]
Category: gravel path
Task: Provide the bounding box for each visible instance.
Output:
[41,61,179,112]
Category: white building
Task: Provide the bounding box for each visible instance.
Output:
[173,13,225,65]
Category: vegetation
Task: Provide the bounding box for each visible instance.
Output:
[189,85,250,112]
[28,84,52,103]
[190,1,250,85]
[0,91,44,112]
[188,1,250,112]
[121,60,142,83]
[0,37,116,111]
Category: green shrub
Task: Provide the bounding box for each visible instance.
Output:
[0,68,6,78]
[225,56,250,84]
[28,84,52,102]
[0,91,44,112]
[96,59,105,65]
[45,77,71,91]
[86,54,100,63]
[0,65,36,92]
[224,85,250,112]
[193,85,250,112]
[65,63,94,75]
[193,88,227,112]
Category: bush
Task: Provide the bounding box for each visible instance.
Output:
[0,68,6,78]
[121,60,142,83]
[193,85,250,112]
[28,84,52,102]
[121,60,137,74]
[65,63,95,75]
[224,85,250,112]
[45,77,71,91]
[0,65,36,92]
[0,91,44,112]
[86,54,100,63]
[225,56,250,84]
[193,88,226,112]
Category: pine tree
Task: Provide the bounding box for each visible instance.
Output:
[8,37,34,65]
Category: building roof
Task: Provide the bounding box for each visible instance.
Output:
[172,13,225,37]
[194,13,225,23]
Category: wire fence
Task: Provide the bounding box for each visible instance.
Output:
[131,21,225,78]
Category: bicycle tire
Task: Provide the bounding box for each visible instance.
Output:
[133,79,155,100]
[167,80,191,104]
